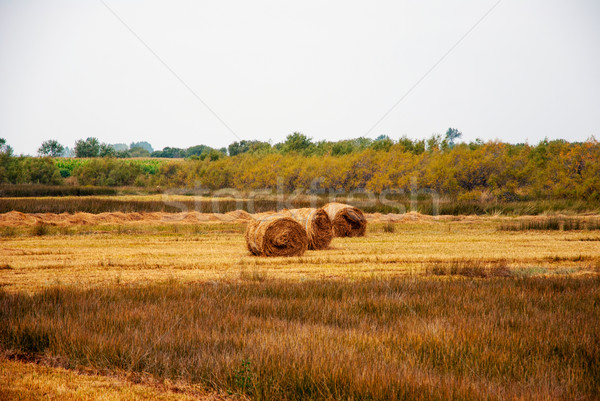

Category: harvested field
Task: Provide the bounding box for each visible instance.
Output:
[1,212,599,400]
[1,214,599,293]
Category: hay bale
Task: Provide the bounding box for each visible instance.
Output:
[283,208,333,250]
[245,214,308,257]
[323,202,367,237]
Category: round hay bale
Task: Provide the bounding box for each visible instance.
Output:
[284,208,333,250]
[245,214,308,257]
[323,202,367,237]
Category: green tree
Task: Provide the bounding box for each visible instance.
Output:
[129,141,154,153]
[427,134,442,152]
[115,150,131,158]
[151,147,186,158]
[74,137,100,158]
[38,140,65,157]
[371,135,394,151]
[228,140,271,156]
[331,140,355,156]
[186,145,212,157]
[281,132,313,154]
[99,143,117,157]
[111,143,128,152]
[445,128,462,148]
[129,147,151,158]
[0,138,13,183]
[0,138,13,156]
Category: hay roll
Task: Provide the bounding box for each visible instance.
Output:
[323,202,367,237]
[245,214,308,257]
[284,208,333,250]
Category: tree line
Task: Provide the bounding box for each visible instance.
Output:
[2,134,599,202]
[36,130,464,159]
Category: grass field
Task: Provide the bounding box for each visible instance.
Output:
[1,214,599,400]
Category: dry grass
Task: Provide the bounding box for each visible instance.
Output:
[2,194,599,215]
[499,216,600,231]
[0,358,227,400]
[0,194,306,215]
[1,277,599,400]
[1,215,599,400]
[1,219,599,293]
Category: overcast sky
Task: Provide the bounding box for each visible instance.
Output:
[1,0,599,155]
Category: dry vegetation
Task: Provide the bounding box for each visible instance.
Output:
[1,211,600,400]
[1,194,599,216]
[0,359,224,401]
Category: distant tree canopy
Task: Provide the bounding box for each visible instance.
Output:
[151,145,227,158]
[151,147,186,158]
[129,141,153,153]
[99,143,116,158]
[54,129,469,160]
[74,137,100,158]
[228,140,271,156]
[280,132,314,154]
[445,128,462,148]
[38,140,65,157]
[186,145,214,157]
[1,138,13,156]
[129,147,151,158]
[111,143,128,152]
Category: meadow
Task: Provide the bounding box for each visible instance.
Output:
[1,213,599,400]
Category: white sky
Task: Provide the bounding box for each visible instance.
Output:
[1,0,599,155]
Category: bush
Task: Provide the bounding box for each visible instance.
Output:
[32,223,50,236]
[23,157,62,185]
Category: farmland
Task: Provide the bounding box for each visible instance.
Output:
[1,211,599,400]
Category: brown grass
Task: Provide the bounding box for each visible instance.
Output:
[0,358,226,400]
[245,214,308,257]
[1,216,600,399]
[1,277,599,400]
[283,208,333,250]
[499,216,600,231]
[322,202,367,237]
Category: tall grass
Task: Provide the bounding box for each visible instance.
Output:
[1,277,598,400]
[499,217,600,231]
[0,185,117,197]
[1,195,599,215]
[0,197,313,214]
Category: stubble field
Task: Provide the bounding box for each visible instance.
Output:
[1,212,599,400]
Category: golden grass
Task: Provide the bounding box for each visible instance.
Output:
[1,215,599,400]
[2,277,599,400]
[0,358,228,400]
[0,218,599,293]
